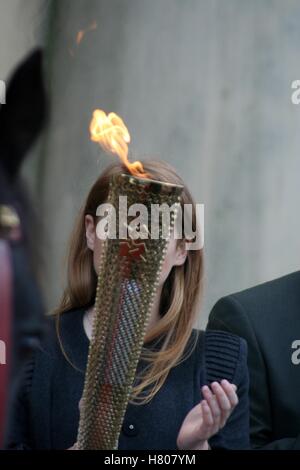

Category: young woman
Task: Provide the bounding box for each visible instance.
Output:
[6,160,250,450]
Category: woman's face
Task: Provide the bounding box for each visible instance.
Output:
[85,215,187,286]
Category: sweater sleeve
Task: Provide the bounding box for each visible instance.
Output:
[4,354,35,449]
[204,330,250,450]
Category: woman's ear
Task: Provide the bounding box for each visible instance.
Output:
[174,240,187,266]
[85,215,96,251]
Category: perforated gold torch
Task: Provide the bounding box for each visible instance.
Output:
[77,110,183,449]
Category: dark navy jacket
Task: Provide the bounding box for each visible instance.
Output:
[6,308,250,450]
[208,271,300,450]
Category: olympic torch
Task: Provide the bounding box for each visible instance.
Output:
[77,110,183,449]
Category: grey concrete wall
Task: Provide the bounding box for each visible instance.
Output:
[0,0,51,195]
[5,0,300,326]
[0,0,49,78]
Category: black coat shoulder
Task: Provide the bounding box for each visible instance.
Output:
[207,271,300,450]
[214,271,300,323]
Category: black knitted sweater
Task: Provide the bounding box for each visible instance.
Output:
[5,308,250,450]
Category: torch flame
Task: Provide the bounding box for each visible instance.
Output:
[89,109,148,178]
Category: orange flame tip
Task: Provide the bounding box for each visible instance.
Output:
[89,109,148,178]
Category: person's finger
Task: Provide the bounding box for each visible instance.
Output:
[211,382,231,412]
[212,381,237,428]
[220,380,239,407]
[202,386,221,425]
[201,385,213,401]
[201,400,214,428]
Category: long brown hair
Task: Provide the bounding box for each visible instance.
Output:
[54,160,204,405]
